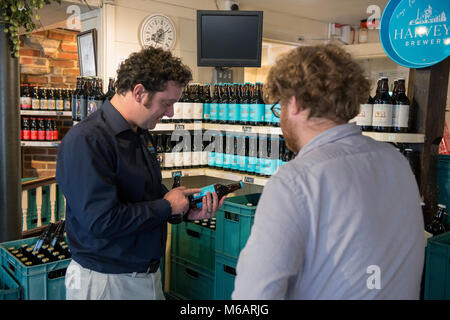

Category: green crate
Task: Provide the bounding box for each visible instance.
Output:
[0,237,71,300]
[215,193,260,259]
[22,185,52,230]
[424,231,450,300]
[168,255,214,300]
[171,221,215,273]
[0,266,22,300]
[214,252,237,300]
[438,155,450,230]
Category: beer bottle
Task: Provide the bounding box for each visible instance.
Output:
[209,84,220,124]
[95,78,104,106]
[39,87,48,111]
[56,88,64,111]
[223,134,233,171]
[203,84,211,123]
[189,181,243,210]
[279,137,286,168]
[201,132,209,168]
[167,173,184,224]
[228,83,241,125]
[372,78,393,132]
[237,134,248,172]
[37,118,45,141]
[20,84,32,110]
[173,136,184,169]
[231,135,239,172]
[45,118,52,141]
[352,95,374,131]
[31,85,40,110]
[247,135,258,174]
[391,80,399,101]
[48,88,56,111]
[163,133,174,170]
[264,93,274,127]
[182,134,192,169]
[155,134,165,169]
[392,79,410,133]
[182,85,193,123]
[64,88,72,111]
[72,77,81,121]
[193,85,204,123]
[425,204,447,236]
[77,78,88,120]
[30,118,38,141]
[240,83,250,125]
[50,220,65,249]
[192,132,202,168]
[173,86,185,123]
[215,133,225,169]
[22,117,30,141]
[207,133,217,168]
[33,223,55,253]
[218,84,230,124]
[105,78,115,101]
[52,119,58,141]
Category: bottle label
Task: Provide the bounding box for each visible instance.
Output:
[240,104,250,122]
[231,155,239,170]
[164,152,174,168]
[156,153,164,166]
[183,151,192,167]
[210,103,218,121]
[372,104,392,127]
[23,130,30,140]
[193,103,203,120]
[80,98,87,119]
[56,99,64,111]
[265,104,273,124]
[38,129,45,141]
[270,159,277,175]
[48,99,56,111]
[215,152,224,167]
[31,130,38,140]
[201,151,208,166]
[87,100,98,116]
[353,104,373,126]
[40,99,48,110]
[218,103,229,121]
[45,130,52,141]
[247,156,257,172]
[203,103,210,120]
[255,157,261,174]
[64,100,71,111]
[174,152,184,167]
[21,97,32,109]
[183,102,193,120]
[208,152,216,167]
[223,153,232,169]
[32,99,40,110]
[75,100,81,118]
[238,155,247,171]
[250,104,265,123]
[392,104,409,128]
[262,159,271,175]
[192,151,201,166]
[228,103,240,122]
[192,184,216,208]
[173,102,182,120]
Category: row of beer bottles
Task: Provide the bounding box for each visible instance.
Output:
[20,84,73,111]
[72,77,116,122]
[351,78,411,133]
[165,82,280,127]
[153,132,296,177]
[21,117,58,141]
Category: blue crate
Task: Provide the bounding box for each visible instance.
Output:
[171,221,215,273]
[0,266,22,300]
[168,255,214,300]
[214,252,237,300]
[424,231,450,300]
[0,237,71,300]
[215,193,260,259]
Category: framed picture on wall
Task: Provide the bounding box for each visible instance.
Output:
[77,29,97,77]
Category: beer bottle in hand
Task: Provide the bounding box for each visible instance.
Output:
[189,181,243,210]
[167,174,184,225]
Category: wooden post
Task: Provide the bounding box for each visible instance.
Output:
[409,57,450,224]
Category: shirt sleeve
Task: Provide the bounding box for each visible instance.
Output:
[232,174,309,300]
[56,133,172,239]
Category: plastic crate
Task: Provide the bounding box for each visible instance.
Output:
[0,237,71,300]
[168,255,214,300]
[171,221,215,273]
[424,231,450,300]
[0,266,22,300]
[215,193,260,259]
[23,185,52,230]
[214,252,237,300]
[438,155,450,230]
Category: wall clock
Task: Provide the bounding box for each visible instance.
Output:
[140,14,177,51]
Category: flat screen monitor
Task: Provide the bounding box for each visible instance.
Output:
[197,10,263,67]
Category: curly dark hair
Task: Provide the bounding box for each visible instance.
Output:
[115,47,192,95]
[264,44,369,122]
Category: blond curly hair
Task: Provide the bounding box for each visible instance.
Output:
[264,44,369,122]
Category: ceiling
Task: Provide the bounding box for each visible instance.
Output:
[240,0,389,26]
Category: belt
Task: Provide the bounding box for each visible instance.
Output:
[131,259,160,278]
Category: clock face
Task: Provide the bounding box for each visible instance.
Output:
[140,14,176,51]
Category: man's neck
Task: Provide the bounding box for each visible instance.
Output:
[297,118,343,150]
[110,94,138,132]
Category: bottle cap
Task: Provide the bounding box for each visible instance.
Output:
[246,203,253,207]
[438,204,446,209]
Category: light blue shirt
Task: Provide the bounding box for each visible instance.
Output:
[232,123,425,300]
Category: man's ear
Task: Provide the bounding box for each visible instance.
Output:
[288,96,303,115]
[133,84,146,103]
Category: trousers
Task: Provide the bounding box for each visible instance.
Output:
[65,259,165,300]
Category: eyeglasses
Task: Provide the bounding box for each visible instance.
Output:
[271,101,281,118]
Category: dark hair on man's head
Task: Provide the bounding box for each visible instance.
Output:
[115,47,193,95]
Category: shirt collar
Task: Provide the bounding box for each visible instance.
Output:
[297,123,362,158]
[102,100,145,136]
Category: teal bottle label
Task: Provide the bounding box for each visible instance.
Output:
[215,152,224,167]
[247,156,257,173]
[270,159,277,175]
[244,155,249,172]
[262,159,271,175]
[257,104,265,123]
[249,104,257,122]
[223,154,232,169]
[255,157,261,174]
[210,103,218,121]
[203,103,211,120]
[231,155,239,170]
[218,103,229,121]
[193,184,216,208]
[208,152,216,167]
[240,104,250,122]
[228,103,240,122]
[237,155,247,171]
[265,104,273,124]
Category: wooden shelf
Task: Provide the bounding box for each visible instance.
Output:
[362,132,425,143]
[21,141,60,147]
[20,110,72,117]
[344,42,387,59]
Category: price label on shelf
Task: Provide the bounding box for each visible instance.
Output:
[175,124,185,130]
[243,176,254,184]
[55,111,64,116]
[242,126,252,133]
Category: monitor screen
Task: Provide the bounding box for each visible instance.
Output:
[197,11,263,67]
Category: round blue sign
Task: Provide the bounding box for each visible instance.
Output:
[380,0,450,68]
